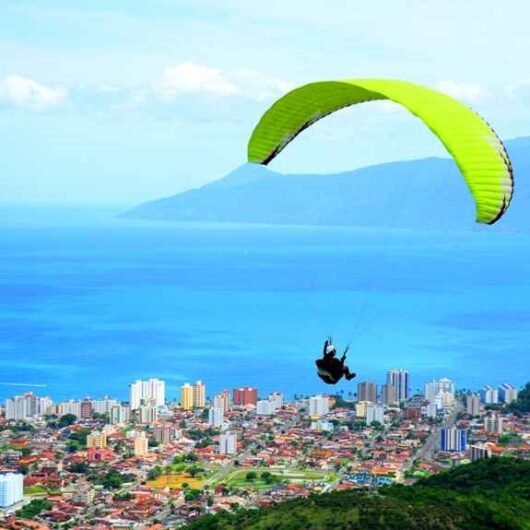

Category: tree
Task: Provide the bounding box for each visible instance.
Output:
[245,471,257,482]
[58,414,77,428]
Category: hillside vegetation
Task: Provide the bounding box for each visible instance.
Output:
[185,457,530,530]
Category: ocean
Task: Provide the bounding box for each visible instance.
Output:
[0,206,529,402]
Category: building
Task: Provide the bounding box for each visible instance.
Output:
[208,407,225,427]
[58,400,81,417]
[366,403,385,424]
[480,385,499,404]
[181,384,194,410]
[0,473,24,508]
[466,394,481,416]
[426,402,438,419]
[133,432,149,457]
[424,378,455,401]
[269,392,284,410]
[130,378,166,410]
[139,404,158,424]
[219,432,237,455]
[381,384,397,406]
[498,383,518,404]
[355,400,371,418]
[404,406,421,421]
[86,431,107,448]
[193,380,206,408]
[110,405,130,425]
[256,400,273,416]
[80,399,94,420]
[440,427,467,452]
[213,390,231,412]
[484,413,503,434]
[233,387,258,407]
[5,392,53,421]
[309,395,329,418]
[357,381,377,403]
[387,369,409,403]
[470,443,493,462]
[153,424,176,445]
[93,397,119,414]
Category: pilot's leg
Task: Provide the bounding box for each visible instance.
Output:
[343,366,356,380]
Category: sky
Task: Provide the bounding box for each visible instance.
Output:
[2,0,530,205]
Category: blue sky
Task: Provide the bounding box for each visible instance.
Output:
[1,0,530,204]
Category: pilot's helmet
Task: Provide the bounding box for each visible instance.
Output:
[326,344,337,354]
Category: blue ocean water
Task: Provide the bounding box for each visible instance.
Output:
[0,206,529,402]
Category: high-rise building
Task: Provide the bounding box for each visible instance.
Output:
[426,402,438,419]
[208,407,225,427]
[0,473,24,507]
[366,403,385,424]
[470,443,493,462]
[130,379,165,410]
[193,381,206,408]
[309,395,329,418]
[86,431,107,448]
[180,384,194,410]
[93,397,119,414]
[153,425,175,445]
[484,413,503,434]
[440,427,467,452]
[386,369,409,403]
[498,383,518,404]
[424,378,455,401]
[219,432,237,455]
[269,392,284,410]
[5,392,53,421]
[80,399,94,420]
[213,390,231,412]
[480,385,499,404]
[256,400,273,416]
[133,432,149,457]
[381,384,397,406]
[110,405,130,425]
[355,400,371,418]
[233,387,258,407]
[58,400,81,417]
[357,381,377,403]
[139,404,158,424]
[466,394,481,416]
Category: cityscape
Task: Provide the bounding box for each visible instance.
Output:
[0,370,527,528]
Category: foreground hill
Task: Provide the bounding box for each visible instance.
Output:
[185,458,530,530]
[126,137,530,230]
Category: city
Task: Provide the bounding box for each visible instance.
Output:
[0,371,528,529]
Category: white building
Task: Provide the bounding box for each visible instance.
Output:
[93,397,119,414]
[484,413,503,434]
[110,405,130,425]
[424,378,455,401]
[269,392,284,410]
[219,432,237,455]
[139,404,158,425]
[256,400,273,416]
[129,379,165,410]
[309,395,329,418]
[426,402,438,419]
[480,385,499,405]
[498,383,518,404]
[0,473,24,508]
[366,403,385,424]
[5,393,53,421]
[58,400,81,417]
[213,392,230,413]
[208,407,225,427]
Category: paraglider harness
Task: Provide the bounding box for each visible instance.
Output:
[316,338,356,385]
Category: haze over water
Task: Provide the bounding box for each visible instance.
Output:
[1,206,529,402]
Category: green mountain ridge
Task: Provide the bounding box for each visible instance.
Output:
[184,458,530,530]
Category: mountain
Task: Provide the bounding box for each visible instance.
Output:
[184,457,530,530]
[125,137,530,230]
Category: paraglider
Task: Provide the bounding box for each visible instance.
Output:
[316,338,356,385]
[247,78,514,225]
[246,78,516,385]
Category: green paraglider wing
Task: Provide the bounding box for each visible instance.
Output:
[247,79,513,224]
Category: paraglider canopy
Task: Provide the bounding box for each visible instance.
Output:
[247,79,513,225]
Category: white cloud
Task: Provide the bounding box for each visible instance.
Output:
[158,62,239,97]
[0,75,66,111]
[232,69,293,101]
[435,80,487,103]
